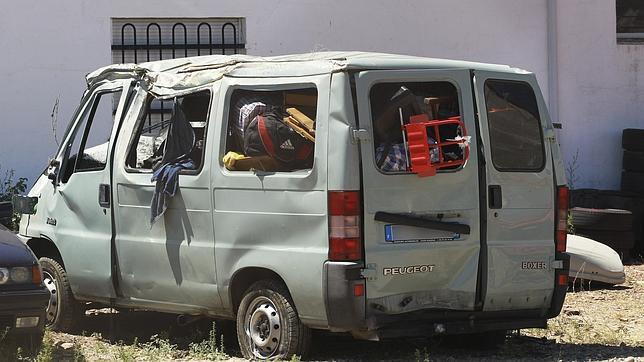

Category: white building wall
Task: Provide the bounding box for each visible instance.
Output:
[557,0,644,189]
[3,0,551,186]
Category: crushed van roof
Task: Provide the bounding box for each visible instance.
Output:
[86,51,528,96]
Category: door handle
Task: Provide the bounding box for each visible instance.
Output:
[489,185,502,209]
[99,184,111,208]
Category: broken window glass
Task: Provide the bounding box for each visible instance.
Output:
[369,82,463,174]
[126,90,211,171]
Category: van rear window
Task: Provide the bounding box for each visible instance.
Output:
[484,80,545,172]
[369,82,464,174]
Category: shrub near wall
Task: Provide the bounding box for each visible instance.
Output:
[0,165,27,230]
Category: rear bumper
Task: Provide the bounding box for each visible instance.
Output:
[0,287,49,335]
[323,261,366,332]
[366,308,547,339]
[324,258,567,339]
[378,317,546,339]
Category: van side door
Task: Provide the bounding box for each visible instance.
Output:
[111,86,222,312]
[472,71,557,311]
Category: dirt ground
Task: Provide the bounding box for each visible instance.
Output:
[4,265,644,361]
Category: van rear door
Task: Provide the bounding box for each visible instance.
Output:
[472,71,556,311]
[355,70,481,314]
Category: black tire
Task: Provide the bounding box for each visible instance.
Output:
[236,280,311,360]
[571,188,643,210]
[39,257,82,332]
[595,191,642,210]
[570,188,601,209]
[623,150,644,172]
[621,171,644,195]
[622,129,644,152]
[570,190,644,255]
[575,229,635,251]
[570,207,633,231]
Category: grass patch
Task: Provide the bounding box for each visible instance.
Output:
[31,320,232,361]
[414,346,430,362]
[187,322,225,359]
[525,316,631,346]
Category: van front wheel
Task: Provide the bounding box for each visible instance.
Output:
[39,257,82,332]
[236,280,311,360]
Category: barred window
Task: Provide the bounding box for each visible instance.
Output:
[111,18,245,156]
[111,17,246,64]
[617,0,644,43]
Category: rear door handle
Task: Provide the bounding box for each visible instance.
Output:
[99,184,111,208]
[489,185,502,209]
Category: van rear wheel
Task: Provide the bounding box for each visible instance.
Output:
[236,280,311,360]
[39,257,82,332]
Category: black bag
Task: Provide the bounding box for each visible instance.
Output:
[244,110,313,164]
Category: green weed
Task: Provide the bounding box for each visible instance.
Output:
[187,321,229,360]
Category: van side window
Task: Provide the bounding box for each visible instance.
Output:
[484,80,545,171]
[126,90,211,171]
[369,82,464,174]
[223,88,317,172]
[61,90,122,183]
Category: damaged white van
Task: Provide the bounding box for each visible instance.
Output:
[16,52,570,359]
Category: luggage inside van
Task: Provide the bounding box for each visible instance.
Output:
[223,88,317,171]
[243,110,313,164]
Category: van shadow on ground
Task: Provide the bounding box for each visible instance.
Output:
[77,309,239,353]
[310,331,644,361]
[72,309,643,361]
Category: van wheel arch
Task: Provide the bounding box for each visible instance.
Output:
[27,237,65,267]
[230,267,292,315]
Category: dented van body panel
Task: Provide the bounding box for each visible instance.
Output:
[18,52,568,342]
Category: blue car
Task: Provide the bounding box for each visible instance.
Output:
[0,224,49,352]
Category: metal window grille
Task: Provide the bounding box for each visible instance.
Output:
[111,18,246,63]
[617,0,644,42]
[111,18,245,133]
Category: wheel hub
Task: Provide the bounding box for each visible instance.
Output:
[42,270,58,324]
[245,297,281,358]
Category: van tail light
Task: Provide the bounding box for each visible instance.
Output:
[328,191,362,261]
[556,186,569,253]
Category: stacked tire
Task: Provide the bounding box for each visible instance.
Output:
[571,188,643,261]
[571,207,634,257]
[621,129,644,196]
